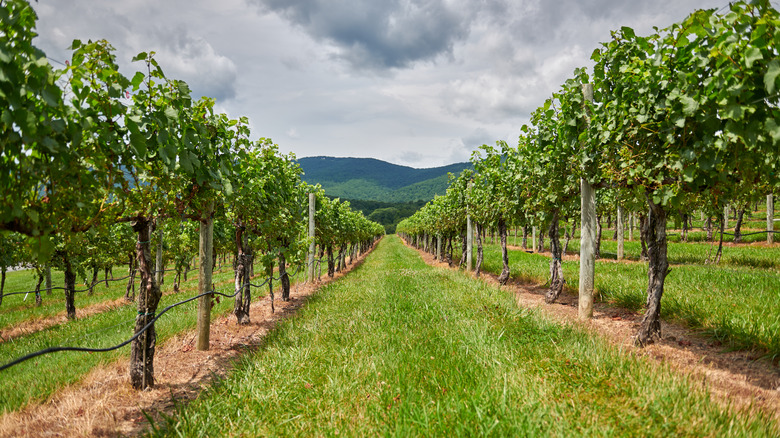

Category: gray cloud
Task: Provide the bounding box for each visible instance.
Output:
[250,0,476,70]
[31,0,721,168]
[149,25,239,101]
[33,0,239,103]
[462,127,496,151]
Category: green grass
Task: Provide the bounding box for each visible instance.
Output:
[0,261,295,413]
[150,236,776,437]
[0,262,234,333]
[0,266,133,333]
[561,238,780,271]
[478,242,780,358]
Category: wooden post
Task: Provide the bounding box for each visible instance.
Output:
[45,265,52,295]
[617,204,624,260]
[436,235,442,260]
[307,193,316,282]
[579,83,596,320]
[532,226,537,252]
[155,226,163,285]
[769,194,775,245]
[724,204,729,230]
[197,205,214,351]
[466,215,473,271]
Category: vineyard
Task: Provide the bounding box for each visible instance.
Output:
[398,0,780,349]
[0,0,382,402]
[2,0,780,435]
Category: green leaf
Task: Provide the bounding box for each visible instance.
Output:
[722,104,745,120]
[766,118,780,142]
[131,52,148,62]
[42,85,59,107]
[164,106,177,120]
[0,47,11,63]
[764,60,780,95]
[698,150,716,171]
[179,150,193,173]
[130,131,147,156]
[680,95,699,115]
[131,71,145,89]
[745,46,763,68]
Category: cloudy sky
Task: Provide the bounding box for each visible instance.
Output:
[32,0,724,168]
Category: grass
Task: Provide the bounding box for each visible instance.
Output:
[0,261,299,413]
[559,238,780,271]
[0,261,234,333]
[150,236,777,437]
[478,241,780,358]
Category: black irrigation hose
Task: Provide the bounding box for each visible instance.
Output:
[2,262,230,299]
[247,264,304,288]
[0,289,212,372]
[0,262,307,372]
[2,274,134,298]
[722,230,780,237]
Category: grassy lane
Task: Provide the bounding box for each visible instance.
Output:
[152,235,776,437]
[0,263,298,413]
[479,244,780,357]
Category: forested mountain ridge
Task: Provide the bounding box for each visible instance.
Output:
[298,156,471,202]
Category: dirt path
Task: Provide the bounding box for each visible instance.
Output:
[410,242,780,422]
[0,247,375,437]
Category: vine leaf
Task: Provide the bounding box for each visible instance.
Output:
[764,60,780,94]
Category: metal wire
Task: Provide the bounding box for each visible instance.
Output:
[0,261,306,372]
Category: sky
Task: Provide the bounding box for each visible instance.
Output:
[31,0,727,169]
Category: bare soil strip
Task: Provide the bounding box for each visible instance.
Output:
[412,244,780,423]
[0,250,372,438]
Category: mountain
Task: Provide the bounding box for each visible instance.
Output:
[298,156,472,203]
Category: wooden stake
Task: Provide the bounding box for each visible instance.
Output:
[617,204,624,260]
[579,83,596,320]
[197,204,214,351]
[155,226,163,285]
[466,215,473,271]
[769,194,774,245]
[307,193,316,282]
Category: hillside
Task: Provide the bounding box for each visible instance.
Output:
[343,198,427,234]
[298,156,471,203]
